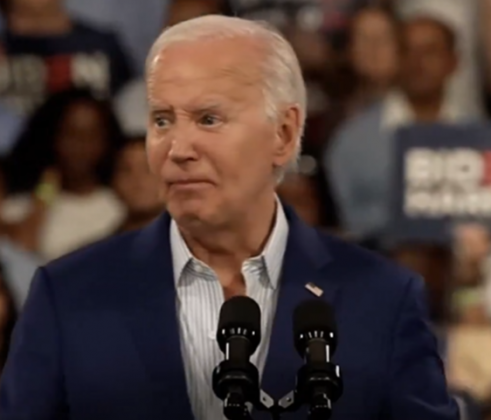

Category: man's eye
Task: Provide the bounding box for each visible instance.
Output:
[155,116,170,128]
[199,114,220,126]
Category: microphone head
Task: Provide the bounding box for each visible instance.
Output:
[216,296,261,354]
[293,299,337,357]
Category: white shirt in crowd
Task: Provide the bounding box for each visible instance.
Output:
[2,189,124,262]
[381,90,469,131]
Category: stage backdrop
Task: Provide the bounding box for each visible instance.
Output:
[390,123,491,242]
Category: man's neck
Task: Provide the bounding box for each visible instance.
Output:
[179,192,277,275]
[407,94,445,122]
[8,8,71,36]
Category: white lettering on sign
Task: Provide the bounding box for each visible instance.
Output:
[402,147,491,218]
[71,53,109,97]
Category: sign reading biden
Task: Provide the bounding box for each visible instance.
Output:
[391,124,491,239]
[404,148,491,217]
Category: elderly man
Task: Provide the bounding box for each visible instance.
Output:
[0,15,457,420]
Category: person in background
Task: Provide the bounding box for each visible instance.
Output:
[397,0,483,119]
[0,44,22,156]
[284,19,338,153]
[0,161,40,310]
[326,15,472,240]
[446,223,491,419]
[114,0,220,138]
[388,239,452,327]
[276,150,339,231]
[0,0,133,116]
[453,223,490,288]
[65,0,169,75]
[112,137,165,234]
[446,287,491,419]
[0,262,17,373]
[0,102,22,156]
[317,0,372,40]
[2,88,125,261]
[344,6,400,114]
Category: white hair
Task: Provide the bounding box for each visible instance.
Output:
[145,15,307,179]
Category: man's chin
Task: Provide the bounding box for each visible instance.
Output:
[168,202,210,227]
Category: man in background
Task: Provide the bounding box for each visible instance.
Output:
[326,15,472,240]
[0,0,133,116]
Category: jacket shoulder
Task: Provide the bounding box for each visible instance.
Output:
[41,230,147,303]
[45,231,137,276]
[318,231,422,295]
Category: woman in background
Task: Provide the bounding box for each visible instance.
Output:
[344,5,400,114]
[2,88,126,261]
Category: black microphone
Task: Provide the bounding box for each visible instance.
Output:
[213,296,262,420]
[292,299,343,420]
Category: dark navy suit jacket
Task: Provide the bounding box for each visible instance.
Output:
[0,208,458,420]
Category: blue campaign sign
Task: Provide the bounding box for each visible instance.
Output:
[389,123,491,241]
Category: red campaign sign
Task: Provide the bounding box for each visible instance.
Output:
[46,54,73,92]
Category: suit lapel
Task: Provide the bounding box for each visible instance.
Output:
[260,209,341,411]
[120,213,194,419]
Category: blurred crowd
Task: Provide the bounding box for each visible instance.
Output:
[0,0,491,417]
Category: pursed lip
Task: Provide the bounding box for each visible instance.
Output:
[167,178,214,187]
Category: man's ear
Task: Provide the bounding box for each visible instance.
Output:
[272,105,302,168]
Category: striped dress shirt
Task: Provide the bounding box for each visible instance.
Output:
[170,202,289,420]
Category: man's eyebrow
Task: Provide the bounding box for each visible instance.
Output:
[148,102,172,112]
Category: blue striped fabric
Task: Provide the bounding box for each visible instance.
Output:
[170,202,289,420]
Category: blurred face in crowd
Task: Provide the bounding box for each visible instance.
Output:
[8,0,62,13]
[277,173,321,226]
[349,9,399,85]
[287,28,331,76]
[168,0,219,26]
[113,140,163,215]
[55,100,108,181]
[146,37,299,229]
[399,18,457,101]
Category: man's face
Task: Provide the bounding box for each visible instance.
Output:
[399,19,457,100]
[146,37,299,228]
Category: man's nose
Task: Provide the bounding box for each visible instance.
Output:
[168,127,199,164]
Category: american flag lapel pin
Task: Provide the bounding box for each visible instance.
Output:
[305,282,324,297]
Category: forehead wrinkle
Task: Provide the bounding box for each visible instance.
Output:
[148,36,265,83]
[147,62,263,111]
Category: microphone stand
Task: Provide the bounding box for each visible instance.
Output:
[222,387,253,420]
